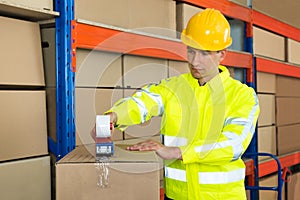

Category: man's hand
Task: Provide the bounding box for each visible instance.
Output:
[127,140,182,160]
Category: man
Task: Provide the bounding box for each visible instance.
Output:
[105,8,260,200]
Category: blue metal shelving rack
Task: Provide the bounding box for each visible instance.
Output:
[48,0,75,160]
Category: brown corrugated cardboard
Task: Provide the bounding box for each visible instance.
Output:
[258,126,276,160]
[176,3,203,34]
[76,49,122,88]
[287,172,300,200]
[0,156,51,200]
[168,60,189,77]
[4,0,53,11]
[56,143,160,200]
[46,88,56,142]
[276,75,300,97]
[277,124,300,155]
[123,89,161,139]
[253,26,285,61]
[258,94,275,127]
[41,28,56,87]
[287,39,300,65]
[259,174,285,200]
[276,97,300,126]
[123,55,168,88]
[74,0,176,38]
[229,0,248,7]
[75,88,123,146]
[253,0,300,29]
[0,90,48,161]
[257,72,276,93]
[0,16,45,86]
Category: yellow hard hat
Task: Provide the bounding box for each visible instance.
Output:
[181,8,232,51]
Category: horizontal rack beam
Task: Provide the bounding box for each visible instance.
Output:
[176,0,252,22]
[256,57,300,78]
[259,151,300,178]
[252,10,300,42]
[72,21,253,70]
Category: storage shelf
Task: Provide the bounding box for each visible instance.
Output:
[258,151,300,178]
[256,57,300,78]
[71,20,253,72]
[0,1,59,21]
[253,10,300,42]
[177,0,251,22]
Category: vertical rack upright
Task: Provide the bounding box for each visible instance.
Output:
[48,0,76,160]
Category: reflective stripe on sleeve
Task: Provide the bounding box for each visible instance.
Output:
[165,167,187,182]
[198,168,245,184]
[130,97,148,123]
[164,135,187,147]
[194,94,259,161]
[142,87,164,115]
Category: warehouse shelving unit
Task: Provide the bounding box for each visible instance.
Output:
[53,0,300,199]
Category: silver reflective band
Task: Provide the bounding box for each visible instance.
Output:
[165,167,245,185]
[131,97,148,123]
[142,87,164,116]
[164,135,187,147]
[198,168,245,184]
[165,167,186,182]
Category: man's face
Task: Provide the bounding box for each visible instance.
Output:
[187,46,225,80]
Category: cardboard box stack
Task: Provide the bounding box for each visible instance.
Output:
[256,72,277,160]
[56,140,161,200]
[276,76,300,156]
[0,12,50,200]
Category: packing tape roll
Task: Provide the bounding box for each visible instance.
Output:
[96,115,111,138]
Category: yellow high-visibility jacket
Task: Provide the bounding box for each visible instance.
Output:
[107,65,260,200]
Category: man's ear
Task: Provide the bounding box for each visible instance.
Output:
[219,49,227,62]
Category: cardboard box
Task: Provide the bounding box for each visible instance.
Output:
[229,0,248,7]
[168,60,189,77]
[259,174,285,200]
[74,0,176,38]
[75,88,123,145]
[253,0,300,29]
[253,26,285,61]
[0,156,51,200]
[287,172,300,200]
[258,94,275,127]
[56,142,160,200]
[46,88,57,142]
[0,90,48,161]
[0,16,45,86]
[257,126,276,160]
[41,28,56,87]
[277,75,300,97]
[277,124,300,155]
[257,72,276,94]
[176,3,203,34]
[276,97,300,126]
[76,49,122,88]
[287,39,300,65]
[4,0,53,11]
[123,55,168,88]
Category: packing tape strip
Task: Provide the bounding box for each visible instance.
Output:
[96,115,111,138]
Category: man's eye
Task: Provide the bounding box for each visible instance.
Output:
[201,51,209,56]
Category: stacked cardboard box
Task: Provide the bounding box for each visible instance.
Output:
[256,72,277,160]
[259,173,286,200]
[74,0,176,38]
[253,0,300,29]
[56,140,161,200]
[0,16,50,200]
[276,75,300,156]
